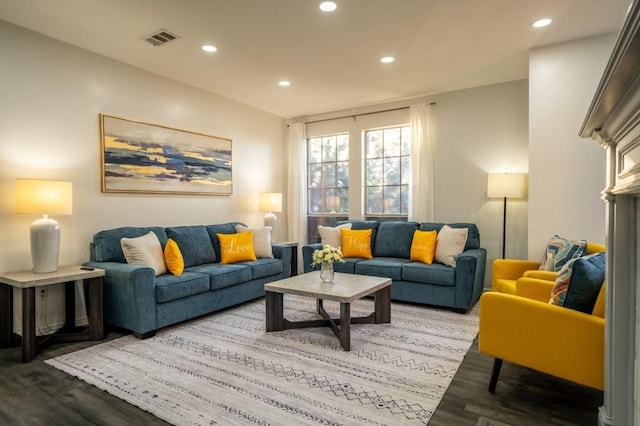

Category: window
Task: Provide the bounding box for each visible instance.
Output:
[364,126,410,219]
[307,133,349,242]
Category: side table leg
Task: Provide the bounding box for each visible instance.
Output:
[87,277,104,340]
[0,283,13,348]
[22,287,36,363]
[265,291,284,331]
[339,302,351,351]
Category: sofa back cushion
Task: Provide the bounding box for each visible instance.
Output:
[92,226,168,263]
[205,222,247,261]
[419,223,480,251]
[166,225,216,267]
[372,221,420,258]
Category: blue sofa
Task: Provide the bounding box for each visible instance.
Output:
[302,220,486,313]
[85,222,292,338]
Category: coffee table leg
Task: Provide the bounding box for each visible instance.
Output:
[265,291,283,332]
[374,285,391,324]
[339,302,351,351]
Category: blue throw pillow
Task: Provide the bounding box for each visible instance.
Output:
[550,252,605,313]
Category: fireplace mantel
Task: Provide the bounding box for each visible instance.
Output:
[580,1,640,425]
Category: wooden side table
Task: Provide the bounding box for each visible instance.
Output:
[0,265,105,362]
[278,241,299,276]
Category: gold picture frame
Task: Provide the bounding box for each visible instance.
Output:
[99,114,232,195]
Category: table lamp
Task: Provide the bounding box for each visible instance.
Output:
[16,178,73,273]
[259,192,282,242]
[487,173,526,259]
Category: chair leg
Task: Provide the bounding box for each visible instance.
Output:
[488,358,503,393]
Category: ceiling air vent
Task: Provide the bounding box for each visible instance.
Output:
[141,29,180,47]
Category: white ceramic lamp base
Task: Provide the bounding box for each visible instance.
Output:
[263,212,277,243]
[30,216,61,273]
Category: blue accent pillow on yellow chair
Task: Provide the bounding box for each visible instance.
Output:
[550,252,605,313]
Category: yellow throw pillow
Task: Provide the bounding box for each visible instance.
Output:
[340,228,373,259]
[164,238,184,276]
[217,232,257,264]
[410,230,437,264]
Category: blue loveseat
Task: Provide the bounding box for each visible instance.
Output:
[85,222,292,338]
[302,220,486,313]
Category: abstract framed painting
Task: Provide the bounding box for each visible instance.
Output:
[99,114,232,195]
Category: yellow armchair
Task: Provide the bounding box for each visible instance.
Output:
[478,280,605,392]
[492,242,605,294]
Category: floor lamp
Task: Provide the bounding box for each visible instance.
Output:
[487,174,525,259]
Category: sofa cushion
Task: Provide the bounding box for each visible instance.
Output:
[541,235,587,271]
[155,272,210,303]
[236,225,274,258]
[163,238,184,276]
[206,222,246,261]
[218,232,257,264]
[550,252,605,313]
[373,221,419,258]
[434,225,468,267]
[341,229,373,258]
[238,258,283,279]
[166,226,216,267]
[402,262,455,286]
[318,223,352,248]
[410,230,437,264]
[188,263,253,291]
[354,258,409,281]
[336,220,380,251]
[92,226,168,263]
[333,258,361,274]
[120,231,168,276]
[419,223,480,251]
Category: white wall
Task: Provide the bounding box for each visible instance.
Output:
[0,21,286,331]
[303,79,530,287]
[528,34,616,256]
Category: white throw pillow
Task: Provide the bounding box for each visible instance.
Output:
[120,231,167,276]
[318,223,352,248]
[235,225,273,258]
[434,225,469,267]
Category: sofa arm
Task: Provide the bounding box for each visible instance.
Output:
[492,259,541,289]
[302,243,322,273]
[84,261,158,335]
[479,292,604,390]
[454,248,487,310]
[515,277,555,303]
[271,244,292,277]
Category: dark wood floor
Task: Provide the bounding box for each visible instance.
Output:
[0,322,602,426]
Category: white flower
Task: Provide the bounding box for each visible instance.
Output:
[311,244,345,268]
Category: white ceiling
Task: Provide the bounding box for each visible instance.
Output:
[0,0,632,118]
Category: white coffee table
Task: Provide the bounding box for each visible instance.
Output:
[264,272,391,351]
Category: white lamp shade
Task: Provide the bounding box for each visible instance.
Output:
[487,174,526,199]
[16,179,73,215]
[259,192,282,213]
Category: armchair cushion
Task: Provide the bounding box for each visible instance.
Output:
[550,252,606,313]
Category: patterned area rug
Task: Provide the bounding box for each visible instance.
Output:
[46,295,479,425]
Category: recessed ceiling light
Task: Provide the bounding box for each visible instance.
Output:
[380,56,395,64]
[319,1,337,12]
[278,80,291,87]
[532,18,552,28]
[201,44,217,53]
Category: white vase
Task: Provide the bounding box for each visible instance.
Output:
[320,263,334,283]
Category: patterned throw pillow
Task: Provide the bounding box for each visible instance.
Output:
[217,232,257,264]
[120,231,167,276]
[318,223,352,248]
[541,235,587,271]
[340,228,373,258]
[434,225,468,267]
[550,252,605,313]
[410,230,437,264]
[163,238,184,276]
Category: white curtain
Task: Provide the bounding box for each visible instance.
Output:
[286,122,307,272]
[409,103,435,222]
